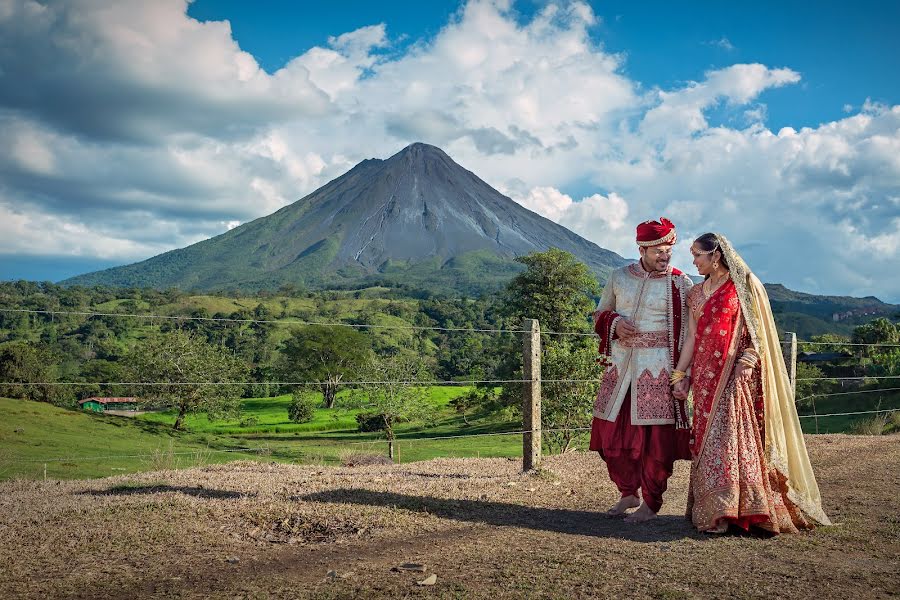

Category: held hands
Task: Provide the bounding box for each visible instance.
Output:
[734,362,753,384]
[672,377,690,400]
[615,318,637,339]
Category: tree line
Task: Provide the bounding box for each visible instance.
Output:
[1,253,898,439]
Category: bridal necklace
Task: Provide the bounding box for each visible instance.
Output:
[703,270,729,297]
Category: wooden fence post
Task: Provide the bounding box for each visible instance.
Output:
[783,331,797,398]
[523,318,541,472]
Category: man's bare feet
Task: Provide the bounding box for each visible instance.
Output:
[624,502,657,523]
[605,494,640,517]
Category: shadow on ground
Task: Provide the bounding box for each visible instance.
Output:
[300,488,705,543]
[82,485,253,500]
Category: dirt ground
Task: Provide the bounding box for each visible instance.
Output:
[0,434,897,599]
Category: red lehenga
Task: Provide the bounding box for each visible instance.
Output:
[686,280,812,533]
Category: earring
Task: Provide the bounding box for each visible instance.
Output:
[713,262,719,270]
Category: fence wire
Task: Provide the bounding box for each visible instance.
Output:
[7,374,900,387]
[6,307,900,345]
[0,307,591,337]
[0,378,596,387]
[797,408,899,420]
[2,305,899,477]
[795,386,900,403]
[795,375,900,382]
[5,407,896,469]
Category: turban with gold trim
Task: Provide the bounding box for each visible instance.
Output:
[636,217,677,247]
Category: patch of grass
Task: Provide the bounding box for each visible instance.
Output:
[137,387,476,435]
[798,389,900,434]
[1,386,524,480]
[850,413,890,435]
[0,398,261,480]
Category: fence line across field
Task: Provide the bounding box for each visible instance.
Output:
[795,386,900,403]
[797,340,900,348]
[5,307,900,346]
[3,314,898,474]
[0,307,593,338]
[795,375,900,382]
[7,407,897,469]
[8,374,900,388]
[6,426,595,465]
[797,408,900,420]
[0,378,597,387]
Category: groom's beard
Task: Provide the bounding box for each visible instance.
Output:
[643,257,669,272]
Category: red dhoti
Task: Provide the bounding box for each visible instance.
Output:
[589,390,677,513]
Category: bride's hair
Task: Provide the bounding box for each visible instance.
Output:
[695,233,729,276]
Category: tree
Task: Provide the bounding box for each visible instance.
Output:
[125,330,248,430]
[278,325,372,408]
[852,318,898,346]
[343,353,436,460]
[287,392,316,423]
[799,333,852,354]
[495,249,603,451]
[501,247,600,338]
[794,362,829,408]
[541,342,604,453]
[0,341,69,405]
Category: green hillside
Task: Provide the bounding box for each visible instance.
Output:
[766,283,897,337]
[0,397,261,480]
[0,388,522,482]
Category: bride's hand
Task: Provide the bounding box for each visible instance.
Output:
[735,363,753,383]
[673,377,690,400]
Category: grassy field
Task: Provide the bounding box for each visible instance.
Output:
[3,379,896,482]
[797,387,900,433]
[0,398,263,480]
[137,386,524,465]
[0,387,524,481]
[137,387,479,433]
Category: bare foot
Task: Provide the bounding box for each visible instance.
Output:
[624,502,657,523]
[605,495,640,517]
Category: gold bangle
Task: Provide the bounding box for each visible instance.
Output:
[669,370,686,385]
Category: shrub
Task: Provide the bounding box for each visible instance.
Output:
[287,394,315,424]
[355,412,386,432]
[850,414,889,435]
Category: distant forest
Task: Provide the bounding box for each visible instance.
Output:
[0,277,897,411]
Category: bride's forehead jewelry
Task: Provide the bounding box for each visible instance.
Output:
[695,244,719,255]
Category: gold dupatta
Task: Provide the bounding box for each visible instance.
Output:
[715,235,832,526]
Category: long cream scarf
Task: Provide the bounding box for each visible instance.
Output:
[716,234,831,525]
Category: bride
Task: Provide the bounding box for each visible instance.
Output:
[671,233,831,533]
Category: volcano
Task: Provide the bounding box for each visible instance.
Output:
[64,143,629,294]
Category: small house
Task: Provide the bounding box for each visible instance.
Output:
[78,397,139,412]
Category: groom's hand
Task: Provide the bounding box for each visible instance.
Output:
[615,318,637,339]
[673,378,690,400]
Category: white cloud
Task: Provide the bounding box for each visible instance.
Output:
[708,36,735,51]
[513,187,634,255]
[0,0,897,302]
[640,64,801,139]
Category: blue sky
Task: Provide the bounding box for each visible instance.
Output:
[188,0,899,132]
[0,0,898,301]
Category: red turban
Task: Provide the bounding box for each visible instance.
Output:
[636,218,676,247]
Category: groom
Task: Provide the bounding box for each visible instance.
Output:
[589,218,693,522]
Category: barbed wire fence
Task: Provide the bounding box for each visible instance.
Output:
[1,307,898,479]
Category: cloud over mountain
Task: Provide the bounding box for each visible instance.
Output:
[0,0,897,300]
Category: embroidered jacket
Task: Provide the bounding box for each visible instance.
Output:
[593,262,693,425]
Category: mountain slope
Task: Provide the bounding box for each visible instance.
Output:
[64,143,628,293]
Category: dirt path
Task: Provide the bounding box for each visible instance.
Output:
[1,435,897,599]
